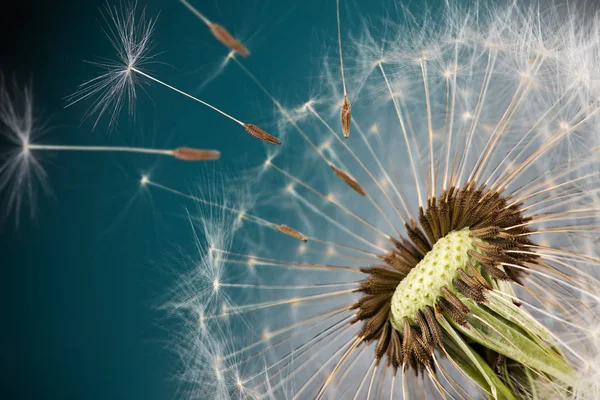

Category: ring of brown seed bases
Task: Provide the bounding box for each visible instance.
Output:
[352,183,536,375]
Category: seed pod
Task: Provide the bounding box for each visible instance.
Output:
[275,224,308,242]
[172,147,221,161]
[330,164,367,196]
[209,23,250,57]
[243,123,281,145]
[340,94,351,138]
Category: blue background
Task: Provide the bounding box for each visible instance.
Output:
[0,0,423,398]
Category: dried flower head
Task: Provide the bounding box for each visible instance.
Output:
[173,1,600,399]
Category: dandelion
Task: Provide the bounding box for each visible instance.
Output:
[68,2,279,144]
[13,0,598,398]
[167,1,600,398]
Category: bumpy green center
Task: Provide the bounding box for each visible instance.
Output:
[390,228,476,331]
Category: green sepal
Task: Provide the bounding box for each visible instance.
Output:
[484,293,563,357]
[455,297,575,387]
[437,313,517,400]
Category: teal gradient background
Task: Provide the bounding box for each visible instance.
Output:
[1,0,431,398]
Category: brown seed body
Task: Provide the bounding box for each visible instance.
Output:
[172,147,221,161]
[275,224,308,242]
[340,94,351,138]
[209,23,250,57]
[243,123,281,145]
[330,164,367,196]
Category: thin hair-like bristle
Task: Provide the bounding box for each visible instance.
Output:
[209,23,250,57]
[243,123,281,145]
[171,147,221,161]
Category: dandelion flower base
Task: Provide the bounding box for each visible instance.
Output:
[390,228,476,330]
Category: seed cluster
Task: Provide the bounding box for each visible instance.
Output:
[352,183,538,374]
[389,228,478,330]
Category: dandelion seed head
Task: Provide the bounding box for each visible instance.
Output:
[0,76,51,223]
[66,1,157,130]
[157,0,600,398]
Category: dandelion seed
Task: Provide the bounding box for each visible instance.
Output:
[340,94,352,138]
[27,144,220,162]
[243,123,281,145]
[171,147,220,161]
[1,74,219,225]
[329,164,367,196]
[180,0,250,57]
[336,0,351,138]
[275,224,308,242]
[209,24,250,58]
[65,1,157,130]
[72,2,278,144]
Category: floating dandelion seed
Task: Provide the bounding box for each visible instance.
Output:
[24,144,220,162]
[141,177,306,243]
[0,76,219,223]
[180,0,250,57]
[70,2,278,145]
[160,1,600,399]
[0,76,50,222]
[336,0,351,138]
[65,1,157,130]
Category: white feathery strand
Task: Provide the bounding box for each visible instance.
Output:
[494,105,600,191]
[471,55,546,183]
[231,56,334,163]
[130,67,244,125]
[483,89,579,188]
[27,144,170,155]
[312,335,364,400]
[443,41,459,192]
[455,49,497,187]
[419,58,435,198]
[223,306,351,362]
[209,249,364,272]
[207,288,356,320]
[307,104,408,227]
[378,61,424,208]
[289,189,388,252]
[354,121,413,221]
[179,0,211,25]
[267,161,398,237]
[145,179,273,227]
[355,359,377,400]
[336,0,347,97]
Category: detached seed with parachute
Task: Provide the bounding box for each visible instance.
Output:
[124,68,279,145]
[24,144,220,162]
